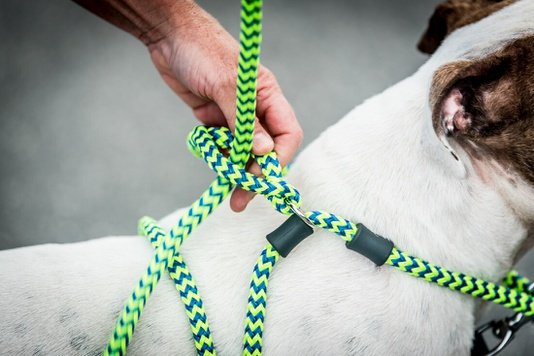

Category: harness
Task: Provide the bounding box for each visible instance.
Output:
[104,1,533,355]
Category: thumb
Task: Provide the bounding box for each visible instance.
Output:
[252,122,274,155]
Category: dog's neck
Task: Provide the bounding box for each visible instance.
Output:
[290,77,524,282]
[289,0,534,282]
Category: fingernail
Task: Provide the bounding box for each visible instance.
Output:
[240,192,256,211]
[253,131,274,153]
[246,192,256,203]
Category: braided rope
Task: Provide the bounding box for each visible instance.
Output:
[105,218,179,355]
[230,0,262,167]
[140,217,216,354]
[503,270,532,293]
[305,210,359,242]
[105,178,231,355]
[386,248,534,316]
[105,0,533,354]
[188,126,301,215]
[106,1,264,354]
[243,245,280,356]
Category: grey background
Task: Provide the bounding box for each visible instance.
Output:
[0,0,532,353]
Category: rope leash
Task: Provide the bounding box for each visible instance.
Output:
[105,0,533,354]
[105,0,262,354]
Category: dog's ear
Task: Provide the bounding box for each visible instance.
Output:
[418,0,516,54]
[429,37,533,139]
[430,36,534,185]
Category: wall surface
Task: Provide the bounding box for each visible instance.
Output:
[0,0,531,353]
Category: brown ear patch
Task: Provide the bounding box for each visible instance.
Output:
[418,0,516,54]
[431,36,534,185]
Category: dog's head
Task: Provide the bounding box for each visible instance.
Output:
[417,0,517,54]
[420,1,534,224]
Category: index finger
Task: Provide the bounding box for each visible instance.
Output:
[255,70,303,167]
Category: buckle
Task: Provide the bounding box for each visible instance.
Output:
[472,283,534,356]
[288,200,315,229]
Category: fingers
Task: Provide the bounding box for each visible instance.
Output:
[155,42,301,212]
[212,70,282,157]
[229,96,301,213]
[230,188,256,212]
[271,128,302,168]
[192,101,227,127]
[228,121,271,212]
[213,69,301,162]
[255,68,303,167]
[252,122,274,155]
[216,67,302,212]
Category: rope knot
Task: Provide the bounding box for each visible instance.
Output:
[188,126,301,215]
[263,176,301,215]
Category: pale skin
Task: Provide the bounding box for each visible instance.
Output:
[73,0,303,211]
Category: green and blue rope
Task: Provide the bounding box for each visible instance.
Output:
[105,0,533,354]
[504,270,532,293]
[105,0,263,354]
[386,249,534,315]
[243,244,280,356]
[140,217,215,354]
[230,0,262,167]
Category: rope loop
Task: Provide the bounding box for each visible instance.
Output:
[263,176,301,214]
[188,125,301,215]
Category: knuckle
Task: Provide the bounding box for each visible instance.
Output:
[258,67,279,94]
[259,66,274,80]
[295,127,304,146]
[218,72,236,95]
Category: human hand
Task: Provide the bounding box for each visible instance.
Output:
[72,0,302,212]
[148,3,303,212]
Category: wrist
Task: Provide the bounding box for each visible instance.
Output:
[149,3,240,83]
[157,1,227,47]
[72,0,201,46]
[136,0,199,46]
[147,1,227,59]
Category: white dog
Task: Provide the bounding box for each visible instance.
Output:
[1,1,533,355]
